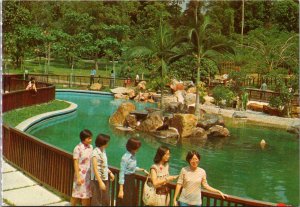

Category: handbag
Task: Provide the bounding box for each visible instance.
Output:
[142,174,157,206]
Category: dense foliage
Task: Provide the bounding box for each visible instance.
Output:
[3,1,299,105]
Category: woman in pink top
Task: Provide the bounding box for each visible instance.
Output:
[70,129,93,206]
[173,151,227,206]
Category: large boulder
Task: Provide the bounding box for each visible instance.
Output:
[125,114,138,128]
[169,114,198,138]
[203,95,214,105]
[162,95,178,109]
[90,83,102,91]
[128,90,136,99]
[263,105,284,117]
[165,102,188,114]
[174,90,186,104]
[109,102,136,126]
[291,106,300,118]
[152,127,179,139]
[187,87,196,94]
[137,81,147,90]
[136,111,164,132]
[183,81,195,89]
[165,102,181,113]
[111,87,134,94]
[114,93,129,99]
[247,103,264,112]
[185,93,196,106]
[170,79,184,93]
[191,127,207,139]
[197,113,224,130]
[207,125,230,137]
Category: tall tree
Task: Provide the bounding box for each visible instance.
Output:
[187,2,234,117]
[127,15,184,107]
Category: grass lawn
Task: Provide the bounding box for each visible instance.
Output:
[3,100,71,127]
[3,58,122,77]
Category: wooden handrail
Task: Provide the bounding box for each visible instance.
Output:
[245,88,299,106]
[3,125,278,206]
[2,78,55,112]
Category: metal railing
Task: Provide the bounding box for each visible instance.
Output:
[3,125,278,206]
[28,74,142,89]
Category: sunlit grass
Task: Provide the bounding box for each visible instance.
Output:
[3,58,122,77]
[3,100,71,127]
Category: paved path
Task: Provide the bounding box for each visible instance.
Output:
[2,160,70,206]
[201,101,300,130]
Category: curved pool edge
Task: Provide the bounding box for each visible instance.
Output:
[15,100,78,132]
[56,89,113,96]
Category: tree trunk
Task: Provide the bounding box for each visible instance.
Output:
[47,43,51,74]
[160,58,164,109]
[44,44,47,74]
[241,0,245,45]
[195,57,201,117]
[94,54,98,70]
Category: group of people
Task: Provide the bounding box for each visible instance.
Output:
[71,129,227,206]
[124,74,140,87]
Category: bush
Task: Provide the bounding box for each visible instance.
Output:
[212,85,235,107]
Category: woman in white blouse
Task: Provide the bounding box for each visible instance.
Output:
[173,151,227,206]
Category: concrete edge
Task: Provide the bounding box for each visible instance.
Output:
[56,88,113,96]
[15,100,78,131]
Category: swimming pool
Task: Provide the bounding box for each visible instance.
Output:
[27,91,299,206]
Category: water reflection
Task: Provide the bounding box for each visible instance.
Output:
[29,92,299,206]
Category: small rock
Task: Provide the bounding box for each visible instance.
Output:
[232,111,248,118]
[287,124,300,135]
[90,83,102,90]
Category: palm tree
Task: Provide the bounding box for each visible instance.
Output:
[127,16,184,108]
[187,3,234,117]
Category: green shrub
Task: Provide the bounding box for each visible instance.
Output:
[212,85,235,107]
[269,96,283,108]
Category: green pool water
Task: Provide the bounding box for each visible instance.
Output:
[27,91,299,206]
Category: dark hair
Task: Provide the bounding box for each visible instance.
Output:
[126,137,141,152]
[79,129,92,142]
[153,146,170,164]
[95,133,110,147]
[186,150,201,163]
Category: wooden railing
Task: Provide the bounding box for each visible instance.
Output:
[2,79,55,113]
[246,88,299,106]
[3,125,278,206]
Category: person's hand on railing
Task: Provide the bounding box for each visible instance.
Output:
[99,180,106,191]
[118,189,124,199]
[109,172,115,182]
[142,169,149,175]
[217,190,228,199]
